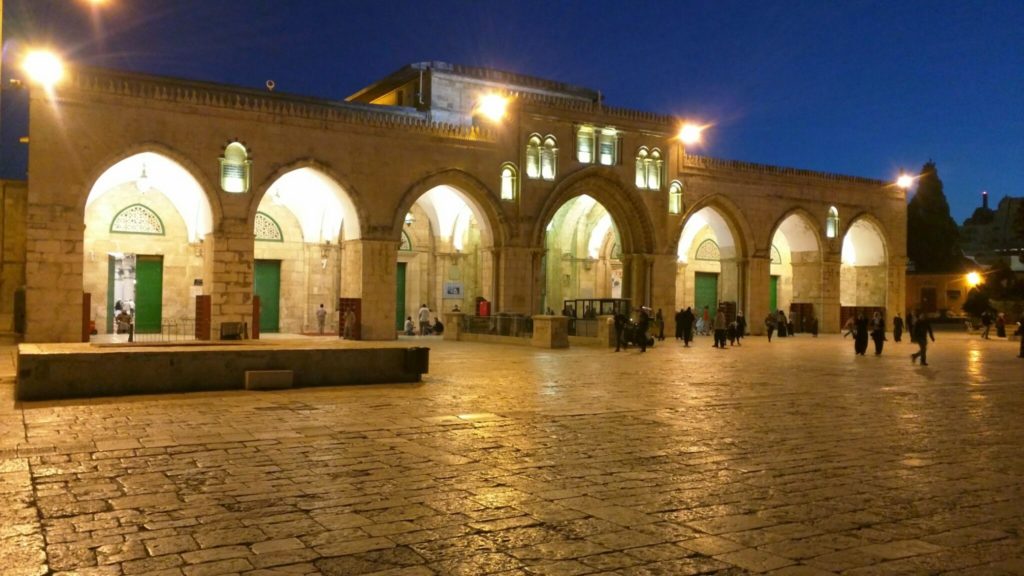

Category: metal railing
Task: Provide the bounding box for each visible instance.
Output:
[460,314,533,338]
[131,318,197,343]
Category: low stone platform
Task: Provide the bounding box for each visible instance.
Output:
[15,340,429,400]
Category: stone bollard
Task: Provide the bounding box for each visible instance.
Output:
[597,315,616,347]
[444,312,465,341]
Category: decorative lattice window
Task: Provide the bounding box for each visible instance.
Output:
[110,204,164,235]
[400,231,412,251]
[771,245,782,265]
[255,212,284,242]
[695,239,720,261]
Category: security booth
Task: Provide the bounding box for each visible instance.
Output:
[562,298,631,337]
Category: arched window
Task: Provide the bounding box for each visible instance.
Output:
[500,163,518,202]
[541,136,557,180]
[635,148,649,188]
[668,181,683,214]
[525,135,541,179]
[254,212,284,242]
[826,207,839,239]
[647,148,663,190]
[220,141,251,193]
[110,204,164,235]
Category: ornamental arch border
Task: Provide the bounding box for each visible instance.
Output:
[531,167,655,256]
[249,158,369,241]
[392,169,509,248]
[78,141,224,230]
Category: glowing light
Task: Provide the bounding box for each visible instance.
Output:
[588,214,613,259]
[22,50,65,90]
[896,174,914,189]
[678,123,706,146]
[966,272,982,287]
[476,93,508,122]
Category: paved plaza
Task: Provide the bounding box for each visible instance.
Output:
[1,332,1022,575]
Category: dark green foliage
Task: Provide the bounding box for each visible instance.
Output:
[962,288,990,318]
[907,161,963,273]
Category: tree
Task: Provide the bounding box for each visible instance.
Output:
[907,161,962,273]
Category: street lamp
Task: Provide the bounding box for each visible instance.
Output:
[475,93,508,123]
[22,49,65,91]
[965,271,982,288]
[896,173,914,190]
[678,123,705,146]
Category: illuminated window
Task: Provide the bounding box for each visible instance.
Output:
[635,148,649,188]
[668,181,683,214]
[576,126,595,163]
[220,142,251,193]
[525,135,541,178]
[598,128,618,165]
[826,207,839,238]
[541,136,557,180]
[500,163,518,202]
[647,148,662,190]
[635,147,664,190]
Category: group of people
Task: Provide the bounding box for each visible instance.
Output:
[403,303,444,336]
[841,310,936,364]
[315,303,358,339]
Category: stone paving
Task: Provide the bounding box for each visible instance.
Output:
[1,331,1022,575]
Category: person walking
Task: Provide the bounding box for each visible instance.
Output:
[637,308,650,353]
[911,311,935,365]
[892,313,904,343]
[995,313,1006,338]
[674,308,684,340]
[735,311,746,345]
[315,303,327,335]
[777,310,789,338]
[701,306,711,336]
[613,312,628,352]
[655,308,665,341]
[417,304,431,336]
[980,310,992,339]
[680,307,695,347]
[870,311,886,355]
[854,313,869,355]
[712,305,728,349]
[765,311,777,342]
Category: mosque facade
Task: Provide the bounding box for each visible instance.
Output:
[12,61,906,342]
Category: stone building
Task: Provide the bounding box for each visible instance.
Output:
[11,61,906,343]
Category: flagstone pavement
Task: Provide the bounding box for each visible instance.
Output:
[0,331,1022,575]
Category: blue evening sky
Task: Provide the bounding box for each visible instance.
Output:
[2,0,1021,223]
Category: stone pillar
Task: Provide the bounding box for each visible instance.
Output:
[746,254,771,335]
[494,246,537,315]
[649,254,678,337]
[531,315,569,349]
[341,238,399,341]
[24,201,85,343]
[597,315,615,347]
[622,254,650,308]
[720,257,741,308]
[208,218,254,339]
[888,260,906,320]
[444,312,464,341]
[821,254,842,333]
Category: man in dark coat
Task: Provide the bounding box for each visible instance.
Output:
[637,308,651,353]
[854,313,870,355]
[892,313,904,343]
[680,307,695,347]
[674,308,684,340]
[911,311,935,365]
[614,312,628,352]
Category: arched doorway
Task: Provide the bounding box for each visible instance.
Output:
[770,212,823,333]
[840,217,888,324]
[675,206,743,325]
[399,184,494,330]
[541,194,623,316]
[83,152,213,337]
[256,167,359,334]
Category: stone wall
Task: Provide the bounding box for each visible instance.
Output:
[0,181,27,339]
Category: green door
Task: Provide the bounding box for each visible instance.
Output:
[135,255,164,333]
[694,272,718,316]
[254,260,281,333]
[770,275,779,312]
[395,262,407,330]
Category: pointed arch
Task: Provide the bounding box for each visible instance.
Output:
[671,193,753,261]
[533,167,654,255]
[251,159,367,242]
[393,169,508,247]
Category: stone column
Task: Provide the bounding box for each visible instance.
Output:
[24,203,84,342]
[208,217,255,339]
[649,253,678,336]
[341,238,399,341]
[888,260,906,320]
[494,246,537,315]
[821,254,842,333]
[746,254,771,335]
